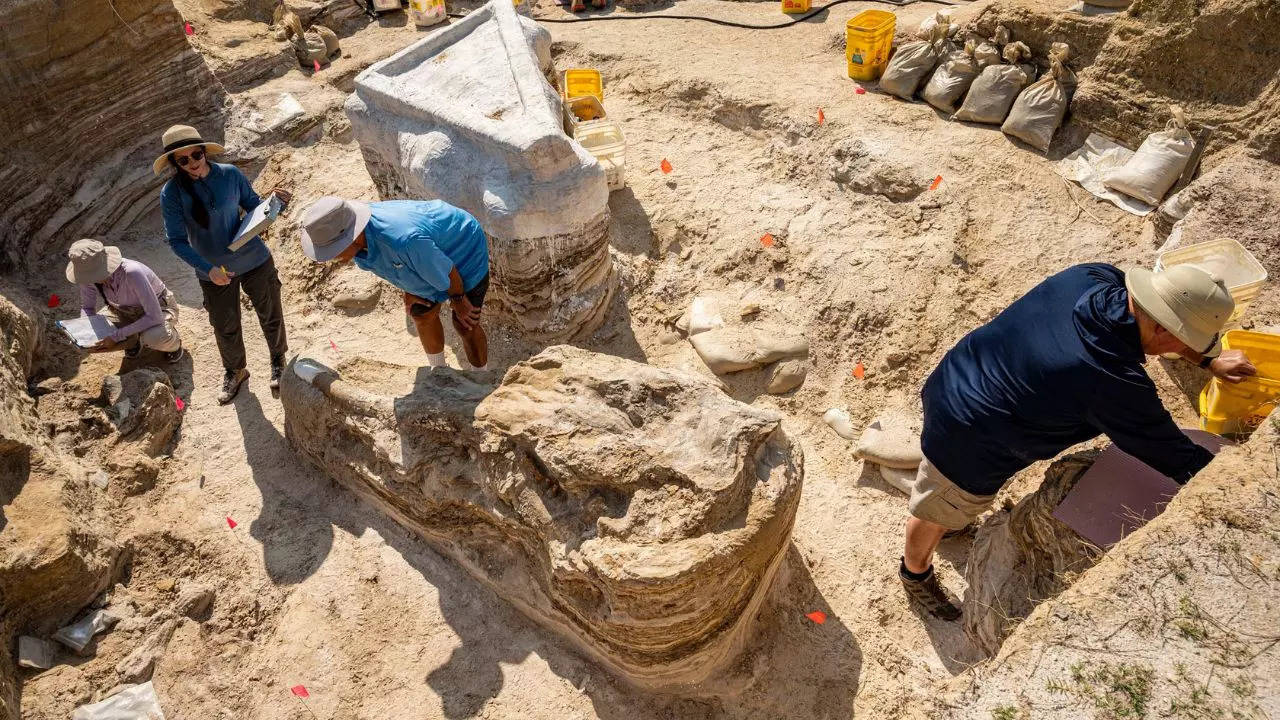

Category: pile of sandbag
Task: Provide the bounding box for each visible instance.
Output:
[275,9,341,68]
[823,408,922,495]
[1102,105,1196,205]
[880,17,952,100]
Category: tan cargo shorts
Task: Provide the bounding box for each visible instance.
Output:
[907,456,997,530]
[102,289,182,353]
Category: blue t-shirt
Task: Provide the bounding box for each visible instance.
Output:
[354,200,490,303]
[921,263,1213,496]
[161,162,271,278]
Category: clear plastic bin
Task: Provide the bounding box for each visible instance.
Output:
[1156,238,1267,323]
[575,120,626,191]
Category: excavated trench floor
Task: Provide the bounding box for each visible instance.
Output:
[15,1,1228,717]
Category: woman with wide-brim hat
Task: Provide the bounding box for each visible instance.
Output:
[156,124,293,405]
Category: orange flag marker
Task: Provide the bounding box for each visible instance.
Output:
[660,158,673,174]
[817,108,825,125]
[760,233,775,248]
[929,175,943,191]
[853,362,866,380]
[806,610,827,624]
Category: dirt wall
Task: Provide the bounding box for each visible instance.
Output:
[0,0,226,272]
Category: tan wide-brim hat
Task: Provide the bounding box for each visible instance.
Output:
[65,238,123,284]
[152,124,226,175]
[1126,265,1235,356]
[299,196,372,262]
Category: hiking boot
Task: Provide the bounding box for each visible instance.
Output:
[123,342,142,359]
[218,368,250,405]
[899,559,962,621]
[269,362,284,390]
[165,346,185,364]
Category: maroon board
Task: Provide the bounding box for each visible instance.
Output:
[1052,429,1228,549]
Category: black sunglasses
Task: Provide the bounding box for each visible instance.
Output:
[175,148,206,167]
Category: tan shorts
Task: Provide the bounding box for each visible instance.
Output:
[907,456,997,530]
[102,290,182,353]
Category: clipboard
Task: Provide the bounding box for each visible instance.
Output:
[228,193,282,252]
[57,315,117,348]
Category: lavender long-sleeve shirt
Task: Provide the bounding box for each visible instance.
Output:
[78,258,168,342]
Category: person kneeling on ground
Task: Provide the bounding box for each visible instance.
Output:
[299,197,490,370]
[66,239,184,363]
[900,263,1255,621]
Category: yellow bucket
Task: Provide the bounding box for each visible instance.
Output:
[846,10,896,81]
[562,69,603,104]
[781,0,810,14]
[1198,330,1280,435]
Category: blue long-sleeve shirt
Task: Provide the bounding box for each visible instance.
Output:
[161,162,271,278]
[354,200,490,303]
[921,263,1213,496]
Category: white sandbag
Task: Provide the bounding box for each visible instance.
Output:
[916,9,958,39]
[878,465,917,495]
[823,408,857,440]
[1002,42,1076,152]
[1102,106,1195,205]
[922,38,981,114]
[686,296,725,336]
[854,411,923,469]
[973,26,1008,69]
[953,41,1033,125]
[72,682,166,720]
[53,609,117,653]
[880,23,950,100]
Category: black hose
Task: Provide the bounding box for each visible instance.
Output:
[448,0,961,29]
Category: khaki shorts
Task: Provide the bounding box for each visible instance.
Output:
[102,289,182,353]
[907,456,997,530]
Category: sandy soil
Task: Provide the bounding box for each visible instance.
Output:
[16,0,1279,716]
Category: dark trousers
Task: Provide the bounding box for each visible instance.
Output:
[199,256,288,372]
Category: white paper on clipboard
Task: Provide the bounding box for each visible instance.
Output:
[57,314,118,348]
[228,194,282,252]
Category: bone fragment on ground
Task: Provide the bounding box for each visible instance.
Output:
[683,295,809,377]
[346,0,614,342]
[280,345,803,691]
[853,411,923,470]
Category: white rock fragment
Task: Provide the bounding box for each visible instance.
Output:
[822,408,858,440]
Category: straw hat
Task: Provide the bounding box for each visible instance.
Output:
[299,196,372,262]
[151,124,226,175]
[65,239,123,284]
[1126,265,1234,355]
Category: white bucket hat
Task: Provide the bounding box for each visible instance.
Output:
[299,196,372,262]
[66,239,124,284]
[1126,264,1235,356]
[152,124,226,175]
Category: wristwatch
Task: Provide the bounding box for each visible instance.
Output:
[1199,355,1216,369]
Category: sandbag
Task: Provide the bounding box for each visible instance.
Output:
[877,465,916,495]
[854,411,922,469]
[973,26,1007,69]
[953,41,1033,125]
[922,38,981,113]
[1002,42,1076,152]
[880,23,950,100]
[916,9,959,40]
[1102,106,1195,205]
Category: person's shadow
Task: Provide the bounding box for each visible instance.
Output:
[231,388,334,585]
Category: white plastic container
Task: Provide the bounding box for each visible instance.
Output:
[1155,238,1268,323]
[575,120,626,192]
[408,0,446,27]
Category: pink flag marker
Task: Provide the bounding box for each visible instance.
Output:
[329,338,338,351]
[47,294,60,308]
[313,60,321,72]
[226,517,237,529]
[175,396,185,411]
[291,685,310,698]
[805,610,827,624]
[183,21,194,35]
[855,86,866,95]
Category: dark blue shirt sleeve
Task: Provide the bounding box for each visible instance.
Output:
[161,184,213,276]
[1086,377,1214,484]
[234,167,261,213]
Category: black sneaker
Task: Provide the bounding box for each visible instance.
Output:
[269,363,284,390]
[899,559,962,621]
[165,346,185,364]
[123,342,142,359]
[218,368,250,405]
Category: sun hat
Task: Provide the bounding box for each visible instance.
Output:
[299,196,373,262]
[151,125,226,175]
[1126,264,1235,356]
[65,239,123,284]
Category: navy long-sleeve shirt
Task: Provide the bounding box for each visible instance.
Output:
[921,263,1213,496]
[161,162,271,278]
